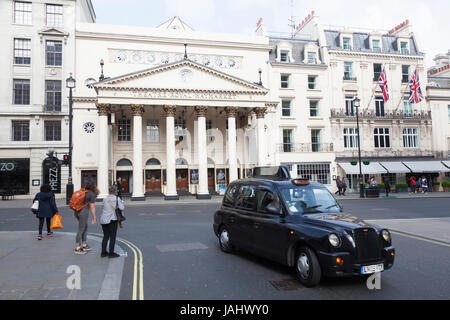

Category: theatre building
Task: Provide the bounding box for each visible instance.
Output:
[72,17,278,200]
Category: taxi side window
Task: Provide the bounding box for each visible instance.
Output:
[235,185,256,211]
[257,190,280,214]
[223,184,238,207]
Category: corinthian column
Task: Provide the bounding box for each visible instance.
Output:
[131,104,145,201]
[226,107,239,183]
[163,105,179,200]
[254,107,267,166]
[195,106,211,199]
[96,103,110,199]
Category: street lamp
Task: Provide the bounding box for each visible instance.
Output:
[66,73,76,204]
[353,97,364,198]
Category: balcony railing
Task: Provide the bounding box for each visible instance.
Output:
[335,148,434,158]
[43,105,62,112]
[277,143,334,153]
[330,108,432,121]
[343,75,357,81]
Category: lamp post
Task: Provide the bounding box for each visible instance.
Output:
[353,97,365,198]
[66,73,76,204]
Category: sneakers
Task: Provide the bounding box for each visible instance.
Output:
[37,235,43,240]
[74,247,88,255]
[82,244,92,252]
[46,232,54,238]
[108,252,120,258]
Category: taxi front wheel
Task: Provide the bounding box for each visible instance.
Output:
[219,226,233,253]
[295,246,322,287]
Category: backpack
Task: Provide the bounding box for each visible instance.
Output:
[69,189,87,212]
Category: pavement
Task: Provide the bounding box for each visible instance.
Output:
[0,231,125,300]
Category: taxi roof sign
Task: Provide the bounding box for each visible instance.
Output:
[253,166,291,180]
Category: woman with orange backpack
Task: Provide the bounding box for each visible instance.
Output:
[72,182,99,255]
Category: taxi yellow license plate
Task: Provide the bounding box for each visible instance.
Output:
[361,264,384,275]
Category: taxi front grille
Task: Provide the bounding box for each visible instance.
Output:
[354,228,381,263]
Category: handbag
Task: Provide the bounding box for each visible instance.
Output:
[31,197,39,214]
[107,196,126,223]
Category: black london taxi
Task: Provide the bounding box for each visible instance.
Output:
[213,166,395,287]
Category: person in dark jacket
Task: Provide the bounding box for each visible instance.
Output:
[383,176,391,197]
[33,184,58,240]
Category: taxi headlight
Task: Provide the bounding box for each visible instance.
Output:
[328,233,341,247]
[381,229,391,242]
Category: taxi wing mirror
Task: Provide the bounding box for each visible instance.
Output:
[265,203,282,215]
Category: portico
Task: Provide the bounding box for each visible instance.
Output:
[90,59,276,200]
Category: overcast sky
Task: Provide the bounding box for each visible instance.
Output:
[91,0,449,68]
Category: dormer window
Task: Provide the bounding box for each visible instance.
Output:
[280,50,290,63]
[343,37,351,50]
[372,39,381,53]
[400,41,409,54]
[307,52,317,64]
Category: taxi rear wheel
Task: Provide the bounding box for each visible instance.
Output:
[219,226,233,253]
[295,246,322,287]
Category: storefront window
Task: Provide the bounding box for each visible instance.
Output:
[0,159,30,195]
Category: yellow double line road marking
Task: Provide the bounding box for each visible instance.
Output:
[90,233,144,300]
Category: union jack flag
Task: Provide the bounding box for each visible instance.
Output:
[378,67,389,103]
[408,68,424,104]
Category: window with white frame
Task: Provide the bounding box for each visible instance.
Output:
[280,50,290,63]
[44,120,61,141]
[46,40,62,66]
[345,96,355,116]
[117,119,131,141]
[282,100,292,117]
[403,128,419,148]
[372,39,381,52]
[343,37,351,50]
[308,76,317,89]
[297,163,331,185]
[12,120,30,141]
[404,98,414,117]
[309,100,319,117]
[45,80,62,112]
[374,128,390,148]
[402,65,410,83]
[373,63,382,81]
[280,74,290,88]
[307,52,317,64]
[14,39,31,65]
[311,129,321,152]
[14,1,32,25]
[46,4,63,27]
[343,128,359,149]
[146,119,159,143]
[400,41,409,55]
[283,129,293,153]
[344,62,353,80]
[375,97,385,117]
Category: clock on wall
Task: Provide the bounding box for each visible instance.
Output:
[116,51,127,62]
[83,122,95,134]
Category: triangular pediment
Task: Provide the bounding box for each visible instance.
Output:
[156,16,194,31]
[38,27,69,37]
[93,59,268,94]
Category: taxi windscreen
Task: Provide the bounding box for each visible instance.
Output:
[279,184,341,214]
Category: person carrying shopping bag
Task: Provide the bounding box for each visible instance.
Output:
[100,185,125,258]
[32,184,59,240]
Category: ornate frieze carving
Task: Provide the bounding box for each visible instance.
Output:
[96,103,111,116]
[163,105,177,117]
[131,104,145,116]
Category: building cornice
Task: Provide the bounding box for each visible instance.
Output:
[328,49,424,61]
[75,31,271,51]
